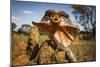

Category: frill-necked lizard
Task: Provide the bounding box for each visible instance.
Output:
[32,9,80,62]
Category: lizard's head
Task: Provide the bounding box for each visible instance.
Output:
[50,12,61,24]
[42,9,69,25]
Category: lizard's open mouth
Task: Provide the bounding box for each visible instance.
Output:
[52,17,61,23]
[50,12,61,23]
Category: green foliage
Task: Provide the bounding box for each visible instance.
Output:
[38,35,50,44]
[17,24,31,34]
[12,22,17,31]
[72,5,96,33]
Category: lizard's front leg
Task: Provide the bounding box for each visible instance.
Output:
[53,39,77,63]
[65,47,77,63]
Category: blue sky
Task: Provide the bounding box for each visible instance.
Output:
[11,1,93,31]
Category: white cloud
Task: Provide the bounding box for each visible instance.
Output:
[23,10,34,15]
[12,16,20,22]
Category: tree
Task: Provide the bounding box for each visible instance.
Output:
[72,5,96,37]
[17,24,31,34]
[22,24,31,33]
[12,22,17,31]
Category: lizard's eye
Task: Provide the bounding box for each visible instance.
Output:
[50,13,61,23]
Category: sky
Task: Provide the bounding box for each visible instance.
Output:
[11,0,96,31]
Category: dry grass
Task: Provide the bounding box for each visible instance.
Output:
[12,33,29,66]
[70,39,96,62]
[12,32,96,66]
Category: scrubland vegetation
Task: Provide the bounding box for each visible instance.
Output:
[12,30,96,66]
